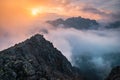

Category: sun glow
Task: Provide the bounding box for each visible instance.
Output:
[31,7,45,16]
[31,8,40,16]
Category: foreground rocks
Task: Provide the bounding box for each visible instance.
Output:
[0,34,83,80]
[105,66,120,80]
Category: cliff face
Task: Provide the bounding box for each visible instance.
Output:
[0,34,83,80]
[105,66,120,80]
[47,16,99,30]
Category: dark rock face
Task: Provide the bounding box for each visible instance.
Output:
[46,16,99,30]
[106,21,120,29]
[105,66,120,80]
[0,34,83,80]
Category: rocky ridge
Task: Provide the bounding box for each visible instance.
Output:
[0,34,83,80]
[46,16,99,30]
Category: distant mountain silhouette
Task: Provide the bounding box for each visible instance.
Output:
[105,21,120,29]
[0,34,83,80]
[46,16,99,30]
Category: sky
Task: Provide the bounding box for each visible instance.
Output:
[0,0,119,35]
[0,0,120,24]
[0,0,120,80]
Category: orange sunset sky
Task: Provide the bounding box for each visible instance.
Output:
[1,0,117,21]
[0,0,119,30]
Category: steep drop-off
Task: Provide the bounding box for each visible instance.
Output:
[0,34,83,80]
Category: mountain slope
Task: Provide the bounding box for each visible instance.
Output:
[105,21,120,29]
[46,16,99,30]
[105,66,120,80]
[0,34,83,80]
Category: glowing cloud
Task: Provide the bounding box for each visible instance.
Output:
[31,8,40,15]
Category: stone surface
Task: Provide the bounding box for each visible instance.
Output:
[105,66,120,80]
[0,34,83,80]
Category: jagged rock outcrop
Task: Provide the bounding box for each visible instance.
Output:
[105,66,120,80]
[46,16,99,30]
[0,34,83,80]
[105,21,120,29]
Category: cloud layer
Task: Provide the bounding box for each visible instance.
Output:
[44,28,120,80]
[0,19,120,80]
[0,0,120,80]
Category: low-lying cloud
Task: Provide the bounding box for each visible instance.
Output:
[44,28,120,80]
[0,0,120,79]
[0,16,120,80]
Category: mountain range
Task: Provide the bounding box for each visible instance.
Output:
[0,34,83,80]
[0,34,119,80]
[47,16,120,30]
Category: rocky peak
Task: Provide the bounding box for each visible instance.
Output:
[0,34,83,80]
[30,34,44,41]
[46,16,99,30]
